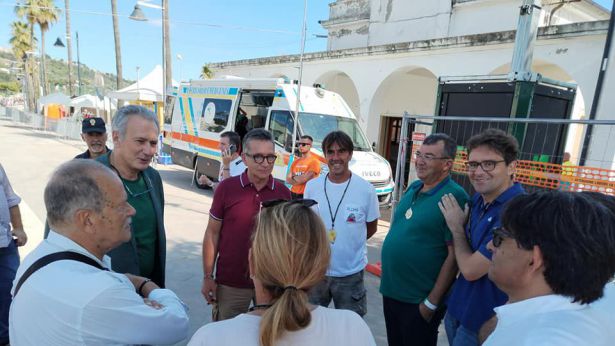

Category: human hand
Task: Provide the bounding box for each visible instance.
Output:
[221,149,232,166]
[418,302,435,323]
[143,298,163,310]
[201,277,217,304]
[198,175,211,186]
[438,193,469,236]
[12,228,27,246]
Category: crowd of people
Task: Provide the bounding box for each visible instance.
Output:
[0,104,613,345]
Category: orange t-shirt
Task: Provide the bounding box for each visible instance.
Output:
[290,154,321,194]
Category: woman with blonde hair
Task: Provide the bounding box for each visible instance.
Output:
[188,199,376,346]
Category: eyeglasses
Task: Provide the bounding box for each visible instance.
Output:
[467,160,505,172]
[297,142,311,147]
[414,151,451,162]
[245,153,277,164]
[261,198,318,209]
[492,226,514,247]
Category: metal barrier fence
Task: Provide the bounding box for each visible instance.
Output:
[0,106,107,141]
[392,114,615,219]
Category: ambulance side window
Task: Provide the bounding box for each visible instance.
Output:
[268,110,294,152]
[201,98,231,133]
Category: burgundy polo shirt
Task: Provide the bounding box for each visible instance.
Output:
[209,170,291,288]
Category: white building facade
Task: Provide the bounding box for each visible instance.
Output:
[209,0,615,172]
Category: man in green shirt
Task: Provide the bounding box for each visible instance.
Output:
[380,133,468,346]
[97,105,167,287]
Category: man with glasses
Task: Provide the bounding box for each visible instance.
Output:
[202,128,290,321]
[304,131,379,317]
[286,135,321,199]
[438,128,524,346]
[94,105,167,288]
[482,191,615,345]
[380,133,468,346]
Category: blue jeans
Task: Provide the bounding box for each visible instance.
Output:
[444,312,479,346]
[0,241,19,344]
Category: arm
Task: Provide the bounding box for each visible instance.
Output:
[9,205,27,246]
[439,193,490,281]
[201,217,222,303]
[366,219,378,239]
[81,278,189,345]
[288,171,316,186]
[419,244,458,321]
[220,151,234,180]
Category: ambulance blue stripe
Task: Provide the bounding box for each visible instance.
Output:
[188,97,198,136]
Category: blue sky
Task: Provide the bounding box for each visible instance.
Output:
[0,0,612,82]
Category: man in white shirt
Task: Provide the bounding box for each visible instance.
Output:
[483,191,615,346]
[304,131,379,317]
[198,131,246,189]
[9,160,189,345]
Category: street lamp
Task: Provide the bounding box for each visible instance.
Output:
[54,32,82,96]
[129,0,172,125]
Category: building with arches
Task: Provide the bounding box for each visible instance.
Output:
[209,0,615,172]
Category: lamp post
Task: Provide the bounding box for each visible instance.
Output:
[130,0,172,125]
[54,31,81,96]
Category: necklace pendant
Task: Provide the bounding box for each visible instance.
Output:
[405,208,413,220]
[327,229,337,244]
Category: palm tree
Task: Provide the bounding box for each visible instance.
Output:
[200,64,214,79]
[9,21,37,110]
[33,0,59,96]
[111,0,123,91]
[15,0,40,104]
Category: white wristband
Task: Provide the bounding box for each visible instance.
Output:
[423,298,438,311]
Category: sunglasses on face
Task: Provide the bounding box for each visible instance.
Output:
[245,153,277,164]
[297,142,311,147]
[492,226,514,247]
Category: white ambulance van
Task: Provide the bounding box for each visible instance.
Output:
[163,77,394,204]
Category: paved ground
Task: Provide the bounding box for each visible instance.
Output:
[0,119,448,345]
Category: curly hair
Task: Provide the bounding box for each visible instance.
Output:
[466,128,519,164]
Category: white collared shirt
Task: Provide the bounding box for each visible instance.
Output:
[9,232,189,345]
[218,156,246,182]
[484,294,614,346]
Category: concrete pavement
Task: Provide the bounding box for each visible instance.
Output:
[0,120,450,345]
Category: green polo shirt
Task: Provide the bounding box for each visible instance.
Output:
[122,174,157,279]
[380,176,469,304]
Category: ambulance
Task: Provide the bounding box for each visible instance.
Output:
[163,77,394,204]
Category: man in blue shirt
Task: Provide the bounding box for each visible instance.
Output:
[438,129,524,346]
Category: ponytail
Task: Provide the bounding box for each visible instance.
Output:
[259,288,311,346]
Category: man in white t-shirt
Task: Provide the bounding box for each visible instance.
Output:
[304,131,379,317]
[199,131,246,189]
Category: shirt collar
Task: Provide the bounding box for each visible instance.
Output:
[231,156,242,166]
[240,170,275,190]
[414,176,451,196]
[46,231,112,269]
[493,182,525,205]
[494,294,586,327]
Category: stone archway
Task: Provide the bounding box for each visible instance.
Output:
[314,71,361,123]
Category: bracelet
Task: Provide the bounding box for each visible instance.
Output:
[138,279,152,296]
[204,273,215,280]
[423,298,438,311]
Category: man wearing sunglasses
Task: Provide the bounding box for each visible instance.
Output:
[202,129,290,321]
[304,131,380,318]
[286,135,321,199]
[439,129,525,346]
[380,133,468,346]
[482,191,615,345]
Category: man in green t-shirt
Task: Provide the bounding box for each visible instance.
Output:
[380,133,468,346]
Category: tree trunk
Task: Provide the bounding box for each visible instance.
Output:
[163,0,172,124]
[40,28,48,96]
[111,0,123,91]
[65,0,73,96]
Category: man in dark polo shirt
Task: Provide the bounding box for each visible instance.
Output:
[439,129,525,346]
[201,128,290,321]
[74,117,110,159]
[380,133,468,346]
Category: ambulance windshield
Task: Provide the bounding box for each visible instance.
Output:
[298,112,371,151]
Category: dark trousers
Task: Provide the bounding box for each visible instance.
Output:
[383,295,447,346]
[0,241,19,344]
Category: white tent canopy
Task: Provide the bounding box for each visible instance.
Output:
[70,94,117,119]
[37,92,71,109]
[107,65,178,102]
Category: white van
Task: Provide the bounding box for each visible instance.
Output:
[163,78,394,204]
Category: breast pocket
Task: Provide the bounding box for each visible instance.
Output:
[344,204,365,224]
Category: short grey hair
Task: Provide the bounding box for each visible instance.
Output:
[423,133,458,159]
[44,160,113,229]
[111,105,159,139]
[242,128,274,154]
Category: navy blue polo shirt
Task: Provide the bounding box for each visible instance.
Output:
[446,182,525,333]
